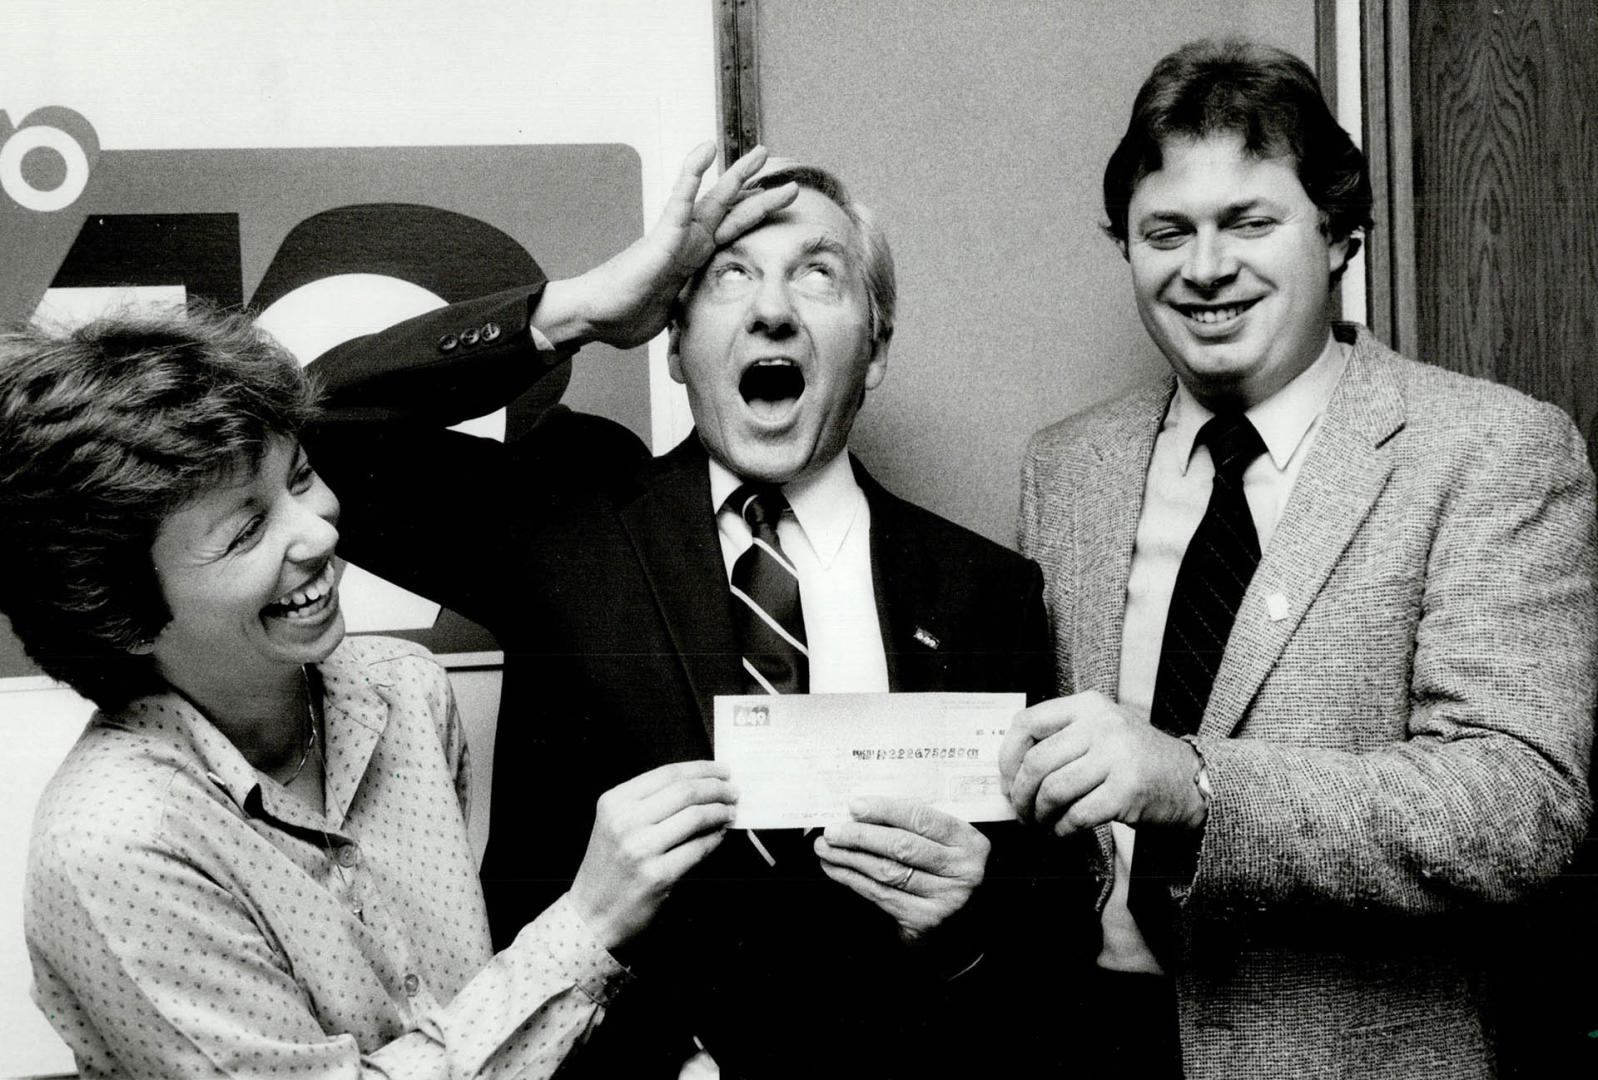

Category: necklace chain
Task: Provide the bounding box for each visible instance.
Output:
[296,665,363,922]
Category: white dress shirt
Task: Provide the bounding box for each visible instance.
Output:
[1101,333,1350,974]
[708,452,890,693]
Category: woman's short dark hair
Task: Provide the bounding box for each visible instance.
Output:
[0,304,318,710]
[1102,38,1374,265]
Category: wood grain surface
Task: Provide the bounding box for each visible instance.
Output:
[1409,0,1598,463]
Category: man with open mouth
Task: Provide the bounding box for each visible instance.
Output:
[303,146,1081,1077]
[1005,37,1596,1080]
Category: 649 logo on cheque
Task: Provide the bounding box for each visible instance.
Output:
[732,704,771,728]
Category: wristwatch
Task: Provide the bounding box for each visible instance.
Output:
[1179,734,1213,807]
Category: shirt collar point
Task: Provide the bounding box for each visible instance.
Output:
[711,452,862,570]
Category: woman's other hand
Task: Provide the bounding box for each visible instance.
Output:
[568,760,737,951]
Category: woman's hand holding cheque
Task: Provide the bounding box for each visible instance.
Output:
[569,761,739,951]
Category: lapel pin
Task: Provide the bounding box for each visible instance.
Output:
[913,627,941,650]
[1265,592,1290,622]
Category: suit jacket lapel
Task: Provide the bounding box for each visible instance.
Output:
[855,458,943,692]
[1201,331,1406,737]
[1076,380,1174,697]
[618,432,740,741]
[1068,383,1171,881]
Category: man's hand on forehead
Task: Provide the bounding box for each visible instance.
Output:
[670,142,802,270]
[534,143,799,351]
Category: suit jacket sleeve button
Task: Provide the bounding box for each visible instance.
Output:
[460,328,481,347]
[437,333,459,352]
[481,321,501,342]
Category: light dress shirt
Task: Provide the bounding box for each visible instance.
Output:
[709,451,890,693]
[1101,333,1350,974]
[25,635,628,1078]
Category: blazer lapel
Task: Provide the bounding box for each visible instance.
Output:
[1201,331,1406,737]
[1074,380,1174,697]
[855,459,943,691]
[1067,383,1172,885]
[618,432,741,741]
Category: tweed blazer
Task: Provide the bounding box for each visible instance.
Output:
[1020,325,1596,1079]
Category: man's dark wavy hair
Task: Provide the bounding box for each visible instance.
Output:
[0,304,318,710]
[1102,38,1374,275]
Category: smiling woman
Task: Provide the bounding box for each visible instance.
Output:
[0,304,735,1078]
[144,435,347,777]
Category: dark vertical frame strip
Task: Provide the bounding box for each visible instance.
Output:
[1361,0,1394,347]
[715,0,762,164]
[1384,0,1417,354]
[1315,0,1340,119]
[1358,0,1418,352]
[1315,0,1342,320]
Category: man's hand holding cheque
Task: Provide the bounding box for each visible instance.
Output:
[999,691,1206,835]
[813,798,991,943]
[715,691,1018,946]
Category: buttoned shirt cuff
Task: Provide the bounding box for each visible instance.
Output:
[943,951,987,982]
[529,892,634,1006]
[528,323,559,354]
[906,889,990,982]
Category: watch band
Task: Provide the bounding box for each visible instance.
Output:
[1179,733,1213,806]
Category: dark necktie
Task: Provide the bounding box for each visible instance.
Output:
[1130,412,1267,967]
[1149,413,1268,736]
[727,484,809,696]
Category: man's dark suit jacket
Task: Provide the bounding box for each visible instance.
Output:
[306,286,1093,1078]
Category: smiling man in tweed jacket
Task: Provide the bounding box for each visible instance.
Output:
[1000,39,1596,1079]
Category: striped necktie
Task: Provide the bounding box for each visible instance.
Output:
[727,484,809,695]
[1130,412,1266,968]
[1149,412,1268,736]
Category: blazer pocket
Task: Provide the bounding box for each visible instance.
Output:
[1340,1013,1489,1079]
[1296,572,1423,647]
